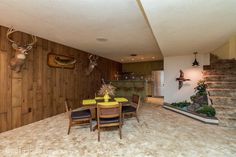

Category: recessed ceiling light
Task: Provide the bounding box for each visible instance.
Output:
[130,54,137,57]
[96,37,108,42]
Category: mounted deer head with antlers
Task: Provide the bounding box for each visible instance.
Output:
[85,54,99,75]
[6,27,37,72]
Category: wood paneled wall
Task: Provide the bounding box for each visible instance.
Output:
[0,26,121,133]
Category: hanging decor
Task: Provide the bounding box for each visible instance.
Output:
[192,52,199,67]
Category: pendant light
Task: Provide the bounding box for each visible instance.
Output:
[192,52,199,67]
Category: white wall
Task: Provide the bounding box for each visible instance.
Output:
[164,53,210,103]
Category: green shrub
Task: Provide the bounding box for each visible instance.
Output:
[190,95,196,101]
[171,101,191,108]
[194,80,207,96]
[196,105,216,117]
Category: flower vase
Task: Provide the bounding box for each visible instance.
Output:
[104,93,110,102]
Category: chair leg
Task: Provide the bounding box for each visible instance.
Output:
[89,118,92,132]
[122,114,125,125]
[119,125,122,139]
[67,123,71,135]
[135,113,139,123]
[98,127,100,142]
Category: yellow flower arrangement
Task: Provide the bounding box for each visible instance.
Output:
[98,83,116,96]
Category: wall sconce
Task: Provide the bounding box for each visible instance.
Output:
[192,52,199,67]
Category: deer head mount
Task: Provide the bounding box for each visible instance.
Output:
[85,54,99,75]
[6,27,37,72]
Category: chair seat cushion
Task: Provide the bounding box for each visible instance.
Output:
[99,117,120,124]
[122,106,136,113]
[71,109,91,119]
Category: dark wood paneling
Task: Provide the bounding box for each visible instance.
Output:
[0,25,121,133]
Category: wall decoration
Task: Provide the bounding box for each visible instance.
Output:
[85,54,99,75]
[176,70,190,89]
[47,53,76,69]
[6,27,37,72]
[192,51,200,67]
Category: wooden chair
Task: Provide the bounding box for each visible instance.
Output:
[97,102,122,141]
[122,94,141,123]
[65,99,92,135]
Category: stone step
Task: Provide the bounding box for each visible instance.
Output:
[211,59,236,65]
[216,112,236,118]
[203,70,236,75]
[209,96,232,99]
[217,114,236,119]
[213,101,236,107]
[207,89,236,97]
[217,114,236,120]
[211,60,236,68]
[206,82,236,89]
[210,97,236,107]
[203,59,236,128]
[203,63,236,70]
[214,107,236,113]
[204,75,236,82]
[217,117,236,128]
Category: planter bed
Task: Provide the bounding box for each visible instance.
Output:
[163,104,219,125]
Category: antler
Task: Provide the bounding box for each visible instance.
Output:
[94,55,99,60]
[7,27,37,49]
[6,27,17,43]
[88,54,99,61]
[88,54,93,61]
[27,35,37,46]
[24,35,37,52]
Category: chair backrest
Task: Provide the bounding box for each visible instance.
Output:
[132,94,141,112]
[132,94,139,104]
[97,103,121,119]
[64,98,72,118]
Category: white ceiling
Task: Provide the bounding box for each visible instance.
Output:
[0,0,235,62]
[140,0,236,56]
[0,0,162,63]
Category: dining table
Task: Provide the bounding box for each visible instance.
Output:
[81,97,129,130]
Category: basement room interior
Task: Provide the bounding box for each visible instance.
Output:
[0,0,236,157]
